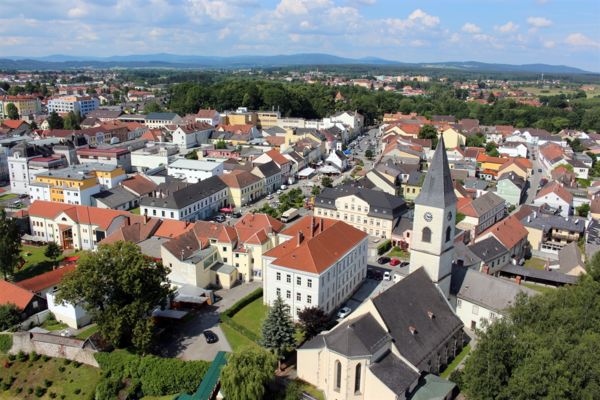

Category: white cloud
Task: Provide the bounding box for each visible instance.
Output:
[527,16,552,28]
[461,23,481,34]
[275,0,331,17]
[448,33,461,43]
[495,21,518,33]
[218,27,231,40]
[543,40,555,48]
[565,33,600,48]
[187,0,239,21]
[408,9,440,28]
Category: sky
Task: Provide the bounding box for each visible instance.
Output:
[1,0,599,71]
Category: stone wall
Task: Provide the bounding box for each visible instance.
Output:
[9,332,99,367]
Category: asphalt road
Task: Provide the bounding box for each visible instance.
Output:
[524,144,543,205]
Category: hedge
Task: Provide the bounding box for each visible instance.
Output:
[376,240,392,255]
[220,288,263,344]
[0,334,12,353]
[95,350,209,396]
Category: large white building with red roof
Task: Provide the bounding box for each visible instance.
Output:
[263,216,368,320]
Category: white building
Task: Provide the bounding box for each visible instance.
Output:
[144,112,185,129]
[263,217,368,321]
[172,123,213,150]
[195,109,221,126]
[533,182,573,217]
[47,96,99,117]
[131,145,179,172]
[47,291,91,329]
[498,142,528,158]
[167,158,224,183]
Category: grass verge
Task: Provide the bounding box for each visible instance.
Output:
[440,344,471,379]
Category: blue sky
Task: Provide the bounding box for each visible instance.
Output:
[1,0,599,71]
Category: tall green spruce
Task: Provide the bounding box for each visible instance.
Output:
[0,209,21,279]
[261,294,295,369]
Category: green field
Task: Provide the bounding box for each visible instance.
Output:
[0,355,101,400]
[40,320,68,332]
[522,282,556,294]
[524,257,547,271]
[230,297,268,338]
[14,245,81,282]
[75,325,99,340]
[220,323,257,353]
[0,194,18,201]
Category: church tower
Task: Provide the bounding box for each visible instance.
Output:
[409,135,457,298]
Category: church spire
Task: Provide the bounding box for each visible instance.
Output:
[415,134,456,208]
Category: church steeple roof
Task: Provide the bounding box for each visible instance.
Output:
[415,134,456,208]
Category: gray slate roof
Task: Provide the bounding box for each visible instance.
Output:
[315,185,406,220]
[253,161,281,178]
[371,268,463,370]
[370,351,420,396]
[451,267,536,313]
[469,192,505,217]
[557,242,584,275]
[415,135,457,208]
[146,112,179,120]
[522,213,586,233]
[468,237,508,264]
[324,313,391,357]
[140,175,227,209]
[498,172,526,190]
[92,187,137,208]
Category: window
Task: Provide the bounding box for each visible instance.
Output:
[286,290,291,299]
[286,274,291,283]
[307,279,312,288]
[472,305,479,315]
[457,299,462,308]
[276,288,281,296]
[276,272,281,281]
[422,227,432,243]
[335,361,342,391]
[445,226,452,242]
[296,292,301,301]
[354,363,361,393]
[307,295,312,304]
[296,276,301,285]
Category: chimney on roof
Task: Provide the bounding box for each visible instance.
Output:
[408,325,417,335]
[427,311,435,319]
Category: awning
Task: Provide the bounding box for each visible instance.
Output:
[220,207,234,213]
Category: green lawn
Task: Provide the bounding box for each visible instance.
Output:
[75,325,99,340]
[524,257,547,271]
[522,282,557,294]
[298,382,325,400]
[130,207,141,215]
[230,297,268,338]
[0,355,101,400]
[220,323,258,353]
[0,194,18,201]
[40,319,68,332]
[14,246,82,282]
[388,247,409,258]
[440,344,471,379]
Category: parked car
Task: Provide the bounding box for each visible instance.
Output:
[383,271,392,281]
[266,194,273,200]
[337,306,352,319]
[400,261,410,268]
[203,330,218,344]
[377,256,390,265]
[231,211,242,218]
[280,184,288,190]
[389,258,400,266]
[214,215,226,223]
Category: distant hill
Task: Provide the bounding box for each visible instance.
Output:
[0,53,592,74]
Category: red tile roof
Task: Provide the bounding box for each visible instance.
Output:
[28,201,130,230]
[0,280,35,310]
[265,149,290,165]
[120,174,157,196]
[16,265,76,293]
[480,215,528,250]
[535,181,573,204]
[1,120,27,129]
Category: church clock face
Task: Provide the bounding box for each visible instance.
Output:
[447,211,453,221]
[423,211,433,222]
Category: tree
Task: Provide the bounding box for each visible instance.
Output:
[44,242,62,267]
[466,133,486,148]
[5,103,19,120]
[298,307,328,340]
[63,111,81,130]
[185,151,198,160]
[261,294,296,369]
[365,149,374,160]
[57,241,171,352]
[487,92,496,104]
[215,139,227,149]
[311,185,321,196]
[144,101,161,114]
[321,176,333,188]
[577,203,590,217]
[462,276,600,399]
[485,142,500,157]
[0,303,21,330]
[0,210,21,279]
[47,111,64,129]
[418,124,438,149]
[220,348,276,400]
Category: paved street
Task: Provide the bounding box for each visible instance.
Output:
[158,282,261,361]
[523,144,543,205]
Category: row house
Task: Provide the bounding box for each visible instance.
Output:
[457,191,506,238]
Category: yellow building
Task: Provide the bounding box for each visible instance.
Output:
[224,111,257,125]
[256,111,281,128]
[0,95,42,118]
[219,170,263,207]
[441,128,466,149]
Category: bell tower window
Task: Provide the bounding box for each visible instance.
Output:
[422,227,432,243]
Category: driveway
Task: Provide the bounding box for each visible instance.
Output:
[157,281,261,361]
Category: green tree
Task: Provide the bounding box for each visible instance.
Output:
[487,92,496,103]
[365,149,374,160]
[418,124,439,149]
[261,294,295,369]
[63,111,81,130]
[144,101,161,114]
[47,112,64,129]
[0,303,21,330]
[466,133,486,148]
[220,348,277,400]
[311,185,321,196]
[44,242,62,267]
[298,307,328,340]
[57,241,171,352]
[462,276,600,399]
[576,203,590,217]
[5,103,19,120]
[321,176,333,188]
[185,151,198,160]
[485,142,500,157]
[0,210,21,279]
[215,139,227,149]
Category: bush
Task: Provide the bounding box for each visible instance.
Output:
[27,387,33,394]
[34,386,46,397]
[376,240,392,255]
[30,351,41,361]
[74,388,81,394]
[0,334,12,353]
[16,351,28,362]
[7,354,15,361]
[95,351,210,396]
[0,304,20,331]
[44,379,53,388]
[58,366,66,373]
[15,387,22,394]
[49,392,57,399]
[95,376,124,400]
